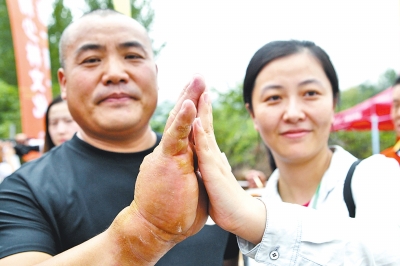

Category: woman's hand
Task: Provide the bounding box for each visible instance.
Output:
[193,92,266,244]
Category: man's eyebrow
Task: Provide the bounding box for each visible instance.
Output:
[75,43,104,57]
[119,41,147,55]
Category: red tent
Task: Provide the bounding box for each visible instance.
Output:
[332,87,394,131]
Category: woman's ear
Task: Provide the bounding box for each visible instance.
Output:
[245,103,254,118]
[245,103,260,132]
[331,96,338,124]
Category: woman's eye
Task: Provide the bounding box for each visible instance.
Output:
[266,95,281,102]
[305,91,318,97]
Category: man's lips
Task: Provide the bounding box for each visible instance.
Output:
[100,93,133,103]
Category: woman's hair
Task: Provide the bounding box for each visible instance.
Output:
[243,40,339,111]
[394,76,400,86]
[43,95,64,153]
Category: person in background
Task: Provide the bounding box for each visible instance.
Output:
[43,95,80,153]
[244,169,267,189]
[12,133,41,162]
[381,76,400,164]
[0,140,20,183]
[0,9,238,266]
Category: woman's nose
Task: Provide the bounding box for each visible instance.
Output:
[283,98,306,122]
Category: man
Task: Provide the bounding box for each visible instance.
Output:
[381,76,400,164]
[0,9,238,265]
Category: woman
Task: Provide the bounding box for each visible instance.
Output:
[245,40,400,264]
[192,40,400,264]
[43,95,80,152]
[242,39,399,216]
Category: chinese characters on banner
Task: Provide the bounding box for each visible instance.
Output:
[6,0,52,139]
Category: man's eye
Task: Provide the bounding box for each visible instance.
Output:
[83,58,100,64]
[125,54,142,59]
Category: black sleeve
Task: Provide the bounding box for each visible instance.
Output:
[223,232,239,259]
[0,174,57,258]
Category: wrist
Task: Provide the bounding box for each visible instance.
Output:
[234,196,267,245]
[108,202,180,265]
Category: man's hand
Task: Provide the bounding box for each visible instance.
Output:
[109,75,208,264]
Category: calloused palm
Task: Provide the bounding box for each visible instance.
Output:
[134,76,208,243]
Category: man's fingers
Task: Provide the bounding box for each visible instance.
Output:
[164,75,206,131]
[162,99,197,156]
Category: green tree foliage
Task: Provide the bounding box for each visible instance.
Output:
[329,130,396,159]
[83,0,163,57]
[0,0,17,86]
[84,0,154,29]
[336,69,397,112]
[0,80,20,138]
[211,86,272,177]
[84,0,113,10]
[48,0,73,97]
[150,100,173,133]
[330,69,398,158]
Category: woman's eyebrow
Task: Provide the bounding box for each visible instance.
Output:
[298,79,323,87]
[260,84,283,94]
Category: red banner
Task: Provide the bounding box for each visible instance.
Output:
[6,0,52,139]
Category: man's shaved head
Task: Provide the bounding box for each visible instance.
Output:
[58,9,152,69]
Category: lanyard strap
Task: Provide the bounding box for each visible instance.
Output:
[311,182,321,209]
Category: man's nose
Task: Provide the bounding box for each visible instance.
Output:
[102,57,129,85]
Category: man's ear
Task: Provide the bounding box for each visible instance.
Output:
[245,103,259,132]
[58,68,67,100]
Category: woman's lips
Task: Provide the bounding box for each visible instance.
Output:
[281,130,310,138]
